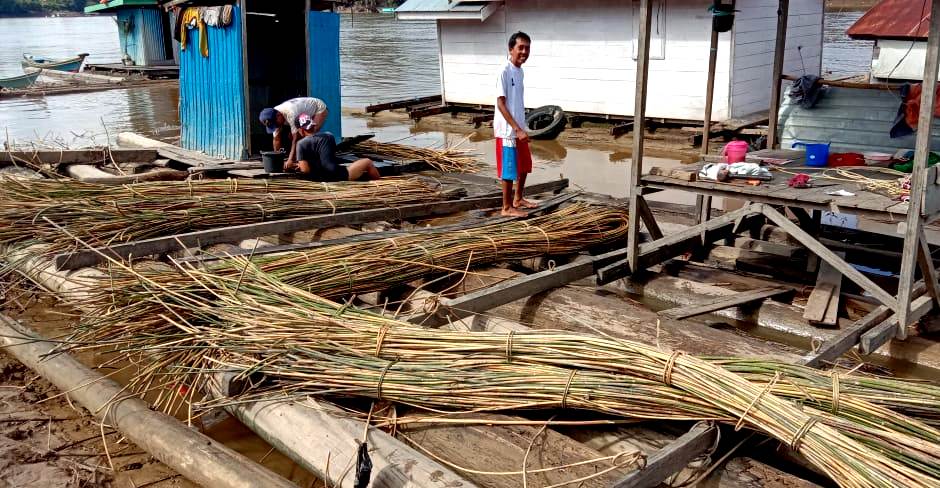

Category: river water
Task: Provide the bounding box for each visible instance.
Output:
[0,11,871,199]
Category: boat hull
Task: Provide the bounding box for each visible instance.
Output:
[21,54,87,73]
[0,71,41,89]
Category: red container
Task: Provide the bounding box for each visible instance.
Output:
[827,153,865,167]
[722,140,749,163]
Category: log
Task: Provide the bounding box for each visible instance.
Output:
[0,315,295,488]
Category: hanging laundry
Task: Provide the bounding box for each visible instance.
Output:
[180,7,209,57]
[203,6,223,27]
[891,83,940,138]
[221,5,235,26]
[172,6,184,42]
[789,75,827,109]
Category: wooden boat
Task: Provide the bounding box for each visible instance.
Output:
[0,70,41,90]
[21,53,88,72]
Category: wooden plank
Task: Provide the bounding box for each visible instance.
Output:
[0,148,158,165]
[611,423,717,488]
[181,192,580,264]
[918,230,940,308]
[897,0,940,338]
[733,237,801,258]
[659,286,792,321]
[156,146,233,168]
[365,95,442,114]
[409,104,459,120]
[610,121,634,137]
[188,162,264,173]
[409,245,631,328]
[53,179,569,270]
[334,133,375,152]
[859,294,934,355]
[803,252,845,325]
[596,204,762,285]
[760,205,900,311]
[766,0,789,149]
[803,306,892,367]
[635,196,664,240]
[648,167,696,182]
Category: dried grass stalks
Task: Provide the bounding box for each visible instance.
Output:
[0,176,450,255]
[351,140,484,173]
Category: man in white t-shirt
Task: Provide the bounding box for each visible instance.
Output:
[259,97,329,166]
[494,31,535,217]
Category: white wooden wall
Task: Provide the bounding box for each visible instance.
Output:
[438,0,733,121]
[730,0,824,119]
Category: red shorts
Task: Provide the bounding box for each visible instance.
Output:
[495,138,532,181]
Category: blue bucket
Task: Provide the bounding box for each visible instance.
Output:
[792,141,830,167]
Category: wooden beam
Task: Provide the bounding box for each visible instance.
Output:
[759,205,899,311]
[659,286,792,321]
[596,204,762,285]
[0,148,158,165]
[156,146,233,168]
[918,230,940,308]
[611,422,717,488]
[897,0,940,338]
[627,0,655,276]
[859,294,934,355]
[364,95,442,114]
[802,252,845,326]
[635,196,664,240]
[52,179,569,270]
[765,0,789,149]
[802,306,893,368]
[409,104,458,120]
[610,121,634,137]
[334,133,375,152]
[180,192,580,264]
[410,249,629,327]
[701,0,734,154]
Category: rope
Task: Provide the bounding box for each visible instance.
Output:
[376,360,397,400]
[413,243,435,266]
[561,370,577,409]
[375,324,392,357]
[790,416,819,452]
[662,351,683,387]
[735,372,781,431]
[831,372,841,414]
[506,330,515,364]
[523,222,552,254]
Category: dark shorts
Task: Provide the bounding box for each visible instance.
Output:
[296,133,349,182]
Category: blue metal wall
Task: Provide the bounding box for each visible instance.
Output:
[179,6,247,160]
[308,11,342,141]
[116,8,169,67]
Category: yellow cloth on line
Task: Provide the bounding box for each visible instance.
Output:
[180,7,208,57]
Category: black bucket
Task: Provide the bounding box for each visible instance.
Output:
[261,150,286,173]
[711,4,735,33]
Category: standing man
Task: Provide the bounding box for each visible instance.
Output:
[259,97,329,166]
[494,31,536,217]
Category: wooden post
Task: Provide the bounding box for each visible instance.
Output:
[897,0,940,338]
[765,0,789,149]
[627,0,655,273]
[701,0,733,155]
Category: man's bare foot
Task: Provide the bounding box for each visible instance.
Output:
[514,198,539,209]
[501,207,529,217]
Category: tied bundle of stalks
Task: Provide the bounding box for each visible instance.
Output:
[71,204,629,363]
[68,267,940,488]
[0,176,450,254]
[351,140,484,173]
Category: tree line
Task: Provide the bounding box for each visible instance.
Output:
[0,0,89,16]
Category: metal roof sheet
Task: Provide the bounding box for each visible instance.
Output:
[846,0,931,41]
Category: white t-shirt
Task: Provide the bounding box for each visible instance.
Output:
[275,97,327,133]
[493,61,525,141]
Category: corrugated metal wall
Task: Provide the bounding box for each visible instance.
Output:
[117,8,169,67]
[179,6,247,160]
[779,86,940,153]
[308,11,342,141]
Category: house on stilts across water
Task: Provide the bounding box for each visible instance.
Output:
[391,0,826,129]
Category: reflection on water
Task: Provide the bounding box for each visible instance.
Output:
[0,86,180,145]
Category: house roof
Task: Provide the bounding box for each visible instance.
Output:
[396,0,502,21]
[85,0,159,14]
[846,0,931,41]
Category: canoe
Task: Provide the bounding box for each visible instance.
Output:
[21,53,89,72]
[0,70,41,90]
[380,7,395,13]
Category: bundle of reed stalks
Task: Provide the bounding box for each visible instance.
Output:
[0,176,450,254]
[70,204,629,364]
[351,140,484,173]
[66,266,940,488]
